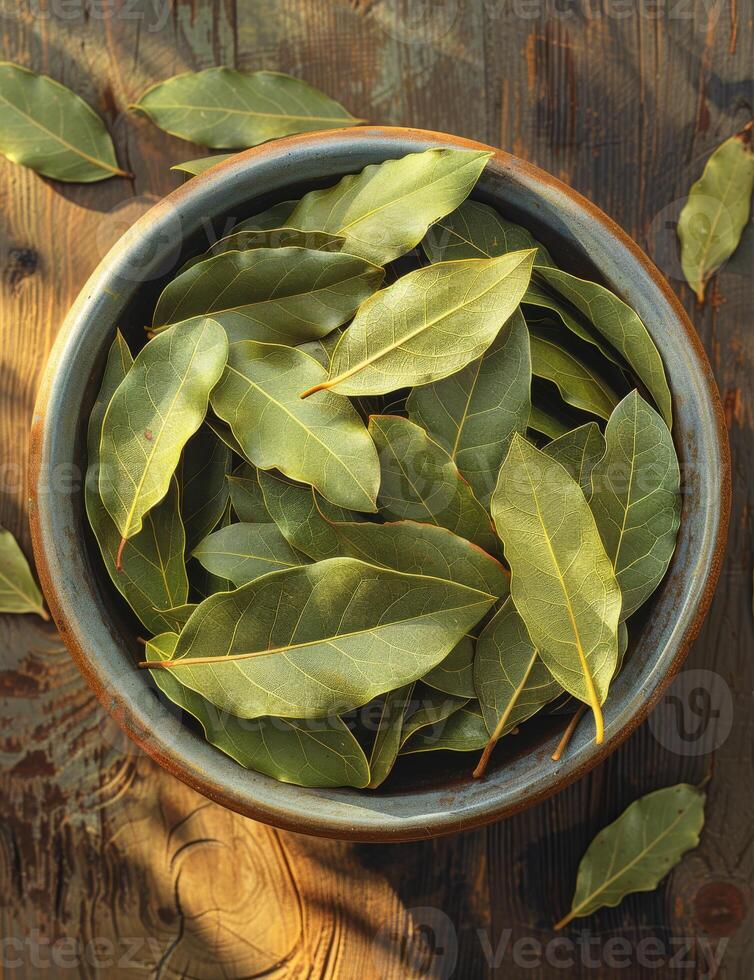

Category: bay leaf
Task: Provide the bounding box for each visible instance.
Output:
[296,328,343,370]
[678,122,754,302]
[205,415,250,461]
[406,308,532,505]
[473,597,562,775]
[192,522,306,586]
[421,198,555,267]
[288,147,491,265]
[555,783,706,928]
[589,391,681,621]
[422,634,477,698]
[207,227,345,258]
[300,251,535,398]
[144,557,496,719]
[99,317,228,566]
[86,331,189,631]
[131,68,361,148]
[367,684,416,789]
[0,62,128,182]
[542,422,606,497]
[172,153,235,176]
[227,462,270,523]
[158,603,197,631]
[179,425,232,552]
[534,267,672,427]
[529,325,621,421]
[152,247,383,344]
[400,687,469,747]
[258,472,343,561]
[369,415,501,556]
[211,341,380,512]
[0,527,47,619]
[401,702,488,754]
[231,200,298,233]
[146,633,370,788]
[528,404,570,440]
[491,434,621,743]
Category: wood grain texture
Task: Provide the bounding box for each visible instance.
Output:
[1,0,751,976]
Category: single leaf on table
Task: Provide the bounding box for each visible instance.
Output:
[0,528,47,619]
[473,597,562,776]
[144,557,496,719]
[543,422,606,497]
[211,341,380,512]
[589,391,681,621]
[289,147,491,265]
[179,426,232,552]
[422,634,477,698]
[86,331,189,632]
[231,200,298,233]
[131,68,362,148]
[172,153,235,176]
[227,462,270,523]
[406,308,531,505]
[301,251,535,398]
[491,434,621,743]
[401,702,488,754]
[0,62,129,182]
[146,633,370,788]
[534,266,672,428]
[152,247,383,344]
[369,415,501,557]
[368,683,416,788]
[192,522,306,587]
[98,318,228,567]
[678,122,754,303]
[555,783,706,929]
[421,198,555,267]
[529,325,621,421]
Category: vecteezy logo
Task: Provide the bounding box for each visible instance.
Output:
[372,906,458,979]
[648,669,733,756]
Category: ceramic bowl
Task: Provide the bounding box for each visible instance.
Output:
[29,127,730,841]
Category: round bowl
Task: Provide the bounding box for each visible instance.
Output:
[29,127,730,841]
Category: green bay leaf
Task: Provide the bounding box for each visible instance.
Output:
[555,783,705,928]
[179,425,232,552]
[0,61,128,182]
[211,342,380,512]
[529,325,621,421]
[0,527,47,619]
[289,147,491,265]
[192,522,306,587]
[86,331,188,631]
[401,701,487,754]
[231,200,298,233]
[172,153,235,176]
[678,122,754,302]
[369,415,500,556]
[491,434,621,742]
[528,404,570,440]
[146,633,369,788]
[152,247,383,344]
[406,308,532,505]
[98,318,228,563]
[542,422,606,497]
[132,68,361,149]
[227,462,270,523]
[589,391,681,621]
[367,683,416,789]
[146,557,496,719]
[422,634,477,698]
[301,252,534,398]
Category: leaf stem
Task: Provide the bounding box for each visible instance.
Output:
[473,651,536,778]
[116,537,127,572]
[553,908,577,931]
[299,381,330,399]
[551,704,587,762]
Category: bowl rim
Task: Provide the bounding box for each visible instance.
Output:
[29,126,730,841]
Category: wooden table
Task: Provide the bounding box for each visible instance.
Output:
[1,2,751,976]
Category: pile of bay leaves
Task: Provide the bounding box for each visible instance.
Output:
[87,146,681,790]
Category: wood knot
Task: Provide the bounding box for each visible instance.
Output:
[7,247,40,289]
[693,881,747,937]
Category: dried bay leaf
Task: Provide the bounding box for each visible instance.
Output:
[528,404,570,440]
[179,425,232,552]
[555,783,705,928]
[132,68,361,148]
[491,434,621,742]
[210,342,380,512]
[231,200,298,233]
[206,227,345,258]
[0,527,47,619]
[289,148,491,265]
[422,634,477,698]
[369,416,500,557]
[192,522,307,587]
[144,557,496,720]
[542,422,606,497]
[0,62,128,182]
[367,684,416,789]
[529,325,621,421]
[589,391,681,621]
[678,122,754,302]
[227,462,270,523]
[401,701,488,754]
[86,331,188,631]
[98,318,228,567]
[300,251,535,398]
[146,633,370,788]
[152,247,383,345]
[473,597,562,776]
[258,472,344,561]
[172,153,235,176]
[406,308,532,506]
